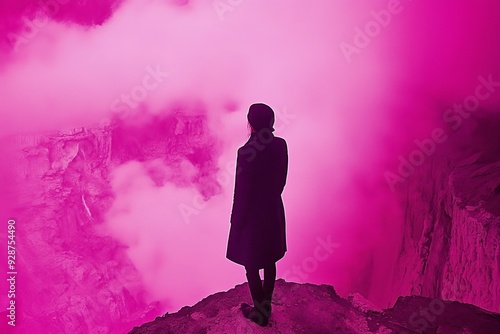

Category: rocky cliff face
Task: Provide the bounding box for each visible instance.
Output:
[390,114,500,313]
[129,279,500,334]
[0,112,220,334]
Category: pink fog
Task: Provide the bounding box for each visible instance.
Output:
[0,0,500,333]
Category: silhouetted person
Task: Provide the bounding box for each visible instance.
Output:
[226,103,288,326]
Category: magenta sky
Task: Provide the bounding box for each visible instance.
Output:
[1,0,500,332]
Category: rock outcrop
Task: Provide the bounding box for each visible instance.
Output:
[390,114,500,313]
[0,112,219,334]
[129,279,500,334]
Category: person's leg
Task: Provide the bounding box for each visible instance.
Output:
[245,266,263,304]
[242,265,268,326]
[262,262,276,315]
[263,262,276,299]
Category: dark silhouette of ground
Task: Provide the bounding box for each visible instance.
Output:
[129,279,500,334]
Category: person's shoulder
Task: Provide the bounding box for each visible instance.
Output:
[274,136,286,142]
[238,139,252,150]
[237,140,252,155]
[273,136,287,147]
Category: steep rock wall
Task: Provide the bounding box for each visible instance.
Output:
[391,115,500,312]
[0,112,219,334]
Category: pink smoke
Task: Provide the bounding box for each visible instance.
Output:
[1,0,500,332]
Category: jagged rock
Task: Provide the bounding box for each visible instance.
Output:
[348,293,383,314]
[391,114,500,313]
[129,279,500,334]
[0,111,220,334]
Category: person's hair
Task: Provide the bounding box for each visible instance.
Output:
[247,103,275,132]
[247,122,255,133]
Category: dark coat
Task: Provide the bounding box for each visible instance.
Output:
[226,132,288,269]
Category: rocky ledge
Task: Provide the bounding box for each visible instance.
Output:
[129,279,500,334]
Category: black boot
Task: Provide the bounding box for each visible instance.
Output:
[240,302,268,327]
[261,294,272,317]
[262,262,276,317]
[243,268,269,326]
